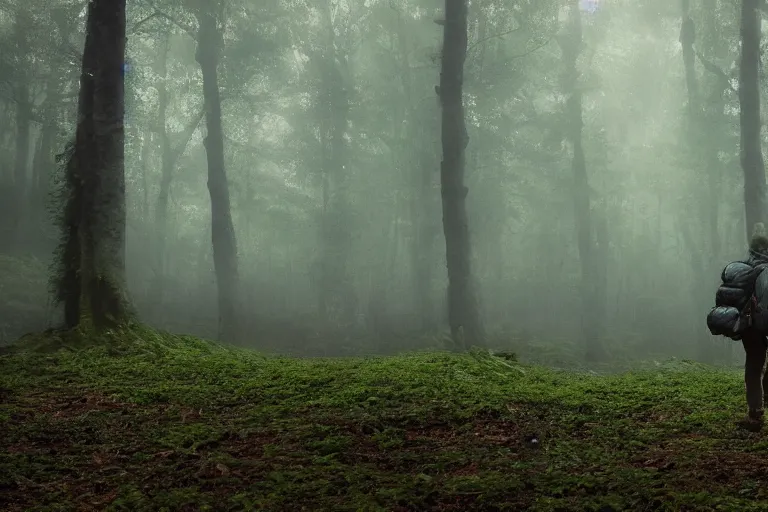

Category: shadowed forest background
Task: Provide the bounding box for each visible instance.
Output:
[0,0,755,365]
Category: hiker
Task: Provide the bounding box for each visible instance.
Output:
[707,222,768,431]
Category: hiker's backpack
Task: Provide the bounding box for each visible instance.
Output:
[707,260,768,339]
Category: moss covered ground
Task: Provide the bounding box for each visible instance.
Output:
[1,327,766,511]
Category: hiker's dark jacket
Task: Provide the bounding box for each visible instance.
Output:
[749,250,768,333]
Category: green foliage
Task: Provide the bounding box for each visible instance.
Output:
[1,329,766,510]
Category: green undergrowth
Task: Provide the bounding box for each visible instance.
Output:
[1,327,767,511]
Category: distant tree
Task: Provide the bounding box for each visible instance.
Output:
[439,0,484,350]
[52,0,133,329]
[677,0,713,362]
[392,4,440,333]
[559,0,604,361]
[9,8,31,250]
[191,0,240,342]
[738,0,766,235]
[150,27,204,315]
[312,1,356,327]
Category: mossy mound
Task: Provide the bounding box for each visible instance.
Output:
[1,328,766,511]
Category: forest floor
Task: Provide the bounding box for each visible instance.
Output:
[1,328,767,511]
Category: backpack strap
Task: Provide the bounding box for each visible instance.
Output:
[743,265,768,330]
[744,295,759,328]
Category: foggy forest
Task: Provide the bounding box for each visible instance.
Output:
[3,0,768,510]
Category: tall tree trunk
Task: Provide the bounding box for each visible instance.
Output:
[414,138,439,332]
[54,0,131,329]
[31,107,57,202]
[439,0,484,350]
[11,11,32,251]
[560,0,603,360]
[151,49,204,316]
[139,128,151,221]
[29,61,64,254]
[680,0,698,113]
[701,0,722,263]
[316,4,354,328]
[153,33,173,297]
[194,4,240,342]
[740,0,766,236]
[322,64,354,325]
[29,107,57,251]
[150,37,206,290]
[679,0,714,362]
[83,0,130,327]
[56,44,96,327]
[395,9,436,332]
[701,0,731,362]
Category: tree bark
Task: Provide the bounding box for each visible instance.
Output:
[194,5,240,342]
[54,0,132,329]
[439,0,484,350]
[83,0,131,327]
[740,0,766,237]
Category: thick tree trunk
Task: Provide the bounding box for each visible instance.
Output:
[81,0,130,327]
[439,0,484,350]
[56,5,98,328]
[55,0,131,329]
[740,0,766,236]
[195,6,240,342]
[560,0,603,361]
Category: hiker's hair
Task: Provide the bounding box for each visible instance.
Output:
[750,222,768,255]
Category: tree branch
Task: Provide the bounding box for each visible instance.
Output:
[468,27,524,52]
[129,12,163,34]
[694,48,737,94]
[170,109,205,164]
[139,0,198,40]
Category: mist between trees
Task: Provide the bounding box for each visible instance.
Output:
[0,0,760,367]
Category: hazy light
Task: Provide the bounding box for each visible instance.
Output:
[580,0,599,13]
